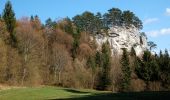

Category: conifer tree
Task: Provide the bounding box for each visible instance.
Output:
[97,41,111,90]
[130,47,136,57]
[71,38,79,60]
[161,49,170,87]
[120,48,131,91]
[2,1,17,46]
[95,51,102,67]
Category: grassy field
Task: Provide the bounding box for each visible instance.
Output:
[0,86,170,100]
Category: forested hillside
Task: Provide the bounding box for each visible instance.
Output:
[0,1,170,92]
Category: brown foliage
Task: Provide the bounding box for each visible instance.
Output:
[16,18,44,85]
[110,56,123,91]
[50,43,71,85]
[0,39,21,85]
[79,32,90,44]
[54,29,73,51]
[148,81,161,91]
[73,58,92,88]
[78,43,93,60]
[130,79,146,92]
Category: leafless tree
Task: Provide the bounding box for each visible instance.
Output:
[51,43,69,84]
[16,18,43,85]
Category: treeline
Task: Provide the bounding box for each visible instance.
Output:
[0,1,170,92]
[73,8,143,35]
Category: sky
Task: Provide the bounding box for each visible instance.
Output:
[0,0,170,52]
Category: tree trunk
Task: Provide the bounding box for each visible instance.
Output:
[54,67,57,83]
[58,71,61,85]
[21,68,26,86]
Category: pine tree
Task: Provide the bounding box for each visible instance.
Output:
[62,18,74,34]
[107,8,122,26]
[160,49,170,87]
[2,1,17,46]
[95,51,102,67]
[71,38,79,60]
[45,18,56,28]
[147,41,157,51]
[136,50,159,82]
[87,55,96,71]
[97,41,111,90]
[120,48,131,91]
[130,47,136,57]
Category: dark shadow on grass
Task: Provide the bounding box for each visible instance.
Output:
[49,91,170,100]
[63,88,90,94]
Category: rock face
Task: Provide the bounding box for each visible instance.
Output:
[93,26,148,56]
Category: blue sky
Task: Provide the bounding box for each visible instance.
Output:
[0,0,170,52]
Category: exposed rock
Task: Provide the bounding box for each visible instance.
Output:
[92,26,148,56]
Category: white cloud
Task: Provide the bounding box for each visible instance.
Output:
[166,8,170,16]
[143,18,159,25]
[147,28,170,37]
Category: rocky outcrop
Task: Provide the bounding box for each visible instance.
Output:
[92,26,148,56]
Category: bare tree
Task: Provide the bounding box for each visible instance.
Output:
[51,43,69,84]
[16,18,43,85]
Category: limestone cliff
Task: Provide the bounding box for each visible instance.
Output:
[92,26,148,55]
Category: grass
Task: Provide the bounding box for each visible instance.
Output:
[0,86,170,100]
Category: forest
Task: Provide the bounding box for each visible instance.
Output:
[0,1,170,92]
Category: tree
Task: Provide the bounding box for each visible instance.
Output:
[121,10,142,29]
[61,18,74,34]
[30,15,42,31]
[160,49,170,87]
[133,16,143,30]
[73,11,102,34]
[97,41,111,90]
[71,38,79,60]
[95,51,102,67]
[45,18,56,29]
[95,12,103,34]
[106,8,122,26]
[121,10,134,27]
[51,43,69,85]
[136,51,152,81]
[2,1,17,46]
[120,48,131,91]
[16,18,43,85]
[147,41,157,51]
[130,47,136,57]
[135,51,159,82]
[87,55,96,88]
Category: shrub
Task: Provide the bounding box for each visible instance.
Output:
[130,79,146,92]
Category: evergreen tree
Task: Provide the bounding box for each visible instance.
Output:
[45,18,56,28]
[95,51,102,67]
[121,10,134,28]
[97,41,111,90]
[87,55,96,70]
[73,11,103,34]
[160,49,170,87]
[133,16,143,30]
[71,38,79,60]
[147,41,157,51]
[62,17,74,34]
[2,1,17,46]
[106,8,122,26]
[136,50,159,82]
[120,48,131,91]
[130,47,136,57]
[95,12,103,34]
[130,47,139,72]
